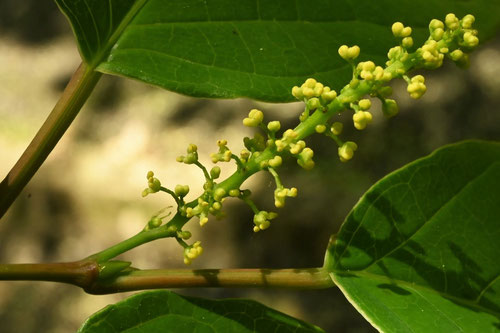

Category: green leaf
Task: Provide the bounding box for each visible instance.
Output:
[78,290,324,333]
[324,140,500,332]
[56,0,500,102]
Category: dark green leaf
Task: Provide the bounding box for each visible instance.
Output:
[78,290,324,333]
[56,0,500,101]
[324,140,500,332]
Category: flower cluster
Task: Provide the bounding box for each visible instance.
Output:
[141,13,479,264]
[183,241,203,265]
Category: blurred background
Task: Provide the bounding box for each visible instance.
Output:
[1,1,499,332]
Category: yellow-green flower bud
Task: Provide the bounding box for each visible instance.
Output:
[449,49,464,61]
[240,149,250,160]
[303,78,317,88]
[243,109,264,127]
[148,177,161,192]
[210,166,221,179]
[302,87,315,98]
[445,13,459,30]
[148,216,163,228]
[429,19,444,30]
[187,144,197,153]
[174,184,190,197]
[392,22,411,37]
[179,230,192,240]
[268,155,282,168]
[267,120,281,132]
[289,140,306,155]
[353,111,373,130]
[338,141,358,162]
[292,86,303,99]
[338,45,360,60]
[315,124,326,133]
[463,31,479,48]
[229,189,240,197]
[307,98,321,110]
[297,147,314,170]
[321,89,337,102]
[382,99,399,117]
[358,99,371,111]
[331,122,343,135]
[431,28,444,41]
[313,82,324,97]
[378,86,393,98]
[407,75,427,99]
[214,188,226,201]
[461,14,475,29]
[283,129,298,139]
[402,37,413,48]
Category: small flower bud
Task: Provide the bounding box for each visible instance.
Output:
[392,22,411,37]
[292,86,303,99]
[407,75,427,99]
[229,189,240,197]
[353,111,373,130]
[449,49,464,61]
[429,19,444,30]
[338,141,358,162]
[461,14,475,29]
[187,144,197,153]
[382,99,399,117]
[315,124,326,133]
[463,31,479,48]
[210,166,221,179]
[331,122,343,135]
[338,45,360,60]
[174,184,190,197]
[303,78,317,88]
[267,120,281,132]
[358,99,371,111]
[307,97,321,110]
[268,155,283,168]
[445,13,459,30]
[321,89,337,102]
[213,188,226,201]
[243,109,264,127]
[402,37,413,48]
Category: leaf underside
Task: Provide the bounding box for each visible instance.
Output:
[324,140,500,332]
[56,0,500,102]
[78,290,324,333]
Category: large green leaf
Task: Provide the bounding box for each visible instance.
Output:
[78,290,324,332]
[56,0,500,102]
[324,140,500,332]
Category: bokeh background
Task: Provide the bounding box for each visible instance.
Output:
[1,1,499,332]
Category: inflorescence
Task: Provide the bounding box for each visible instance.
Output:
[141,14,479,264]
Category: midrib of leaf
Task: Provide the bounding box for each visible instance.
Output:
[105,47,351,79]
[330,270,500,318]
[87,0,149,68]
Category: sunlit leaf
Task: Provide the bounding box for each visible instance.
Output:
[56,0,500,101]
[324,140,500,332]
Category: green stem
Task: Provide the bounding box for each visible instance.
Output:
[86,267,335,294]
[0,62,102,218]
[0,260,99,288]
[87,220,182,263]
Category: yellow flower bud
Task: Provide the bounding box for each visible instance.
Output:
[267,120,281,132]
[358,99,371,111]
[315,124,326,133]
